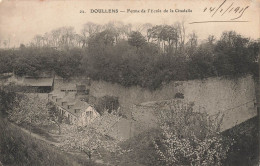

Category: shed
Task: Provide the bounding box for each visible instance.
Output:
[23,77,54,93]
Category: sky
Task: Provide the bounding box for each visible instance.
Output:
[0,0,259,47]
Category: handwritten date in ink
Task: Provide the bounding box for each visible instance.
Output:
[203,0,249,20]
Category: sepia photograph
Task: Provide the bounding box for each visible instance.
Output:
[0,0,259,165]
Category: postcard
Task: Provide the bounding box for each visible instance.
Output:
[0,0,259,165]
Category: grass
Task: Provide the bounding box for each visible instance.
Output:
[0,117,101,166]
[117,128,163,166]
[18,122,58,142]
[222,116,259,166]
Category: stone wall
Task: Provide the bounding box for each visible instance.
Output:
[54,74,257,131]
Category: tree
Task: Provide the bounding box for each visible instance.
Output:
[175,19,187,52]
[56,122,122,161]
[186,32,198,56]
[0,86,17,117]
[19,44,26,49]
[154,101,232,166]
[81,22,102,47]
[128,31,146,51]
[47,102,64,134]
[214,31,257,76]
[6,93,50,128]
[207,35,216,45]
[188,32,198,48]
[147,25,179,53]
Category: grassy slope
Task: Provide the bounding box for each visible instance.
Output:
[0,117,100,166]
[223,117,259,166]
[117,128,163,166]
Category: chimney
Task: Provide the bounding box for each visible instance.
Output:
[56,98,62,102]
[67,104,74,109]
[52,96,57,101]
[76,84,86,95]
[87,77,91,86]
[74,109,80,113]
[62,101,67,106]
[48,94,52,98]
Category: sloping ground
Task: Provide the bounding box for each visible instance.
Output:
[90,113,121,135]
[222,117,259,166]
[94,128,163,166]
[117,128,163,166]
[89,113,133,141]
[0,118,101,166]
[107,118,132,140]
[132,99,189,131]
[109,117,259,166]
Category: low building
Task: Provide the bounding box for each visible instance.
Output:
[23,77,54,93]
[48,90,99,126]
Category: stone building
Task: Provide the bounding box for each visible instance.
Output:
[48,88,99,126]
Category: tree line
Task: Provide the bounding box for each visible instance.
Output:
[0,21,259,90]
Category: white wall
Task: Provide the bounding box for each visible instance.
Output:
[181,75,256,131]
[54,75,257,131]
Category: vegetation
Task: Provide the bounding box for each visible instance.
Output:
[119,128,162,166]
[0,87,98,166]
[91,95,120,115]
[6,93,49,125]
[154,102,232,166]
[0,21,258,166]
[117,116,258,166]
[0,118,76,166]
[0,22,258,90]
[223,117,259,166]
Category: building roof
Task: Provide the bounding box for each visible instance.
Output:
[67,100,90,116]
[57,93,76,106]
[23,77,53,87]
[71,100,90,110]
[49,90,65,97]
[51,90,94,117]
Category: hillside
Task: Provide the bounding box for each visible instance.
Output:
[0,117,100,166]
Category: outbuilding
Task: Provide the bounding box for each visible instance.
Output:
[23,77,54,93]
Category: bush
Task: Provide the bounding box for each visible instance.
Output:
[93,96,119,115]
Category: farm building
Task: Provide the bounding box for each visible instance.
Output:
[48,90,99,126]
[23,77,54,93]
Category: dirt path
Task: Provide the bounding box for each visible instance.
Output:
[10,123,60,146]
[9,122,110,165]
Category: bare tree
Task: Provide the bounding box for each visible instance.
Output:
[188,31,198,48]
[81,22,102,47]
[175,19,186,52]
[207,35,216,45]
